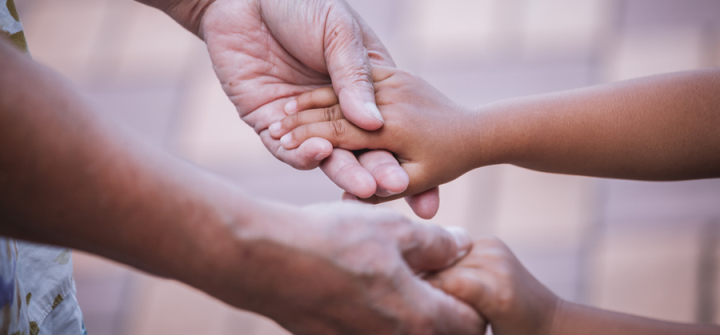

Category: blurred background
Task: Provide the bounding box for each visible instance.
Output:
[13,0,720,333]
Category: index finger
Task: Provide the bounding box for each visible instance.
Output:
[284,87,339,114]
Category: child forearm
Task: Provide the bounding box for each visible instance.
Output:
[477,69,720,180]
[553,301,720,335]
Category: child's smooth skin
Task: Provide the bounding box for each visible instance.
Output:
[269,66,484,203]
[269,66,720,204]
[428,238,720,335]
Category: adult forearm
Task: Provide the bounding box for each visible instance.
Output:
[552,301,720,335]
[477,69,720,180]
[0,39,255,288]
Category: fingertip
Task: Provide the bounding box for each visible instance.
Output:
[341,192,360,202]
[269,121,282,138]
[444,226,472,260]
[299,137,332,159]
[280,133,294,149]
[284,99,298,114]
[374,164,409,197]
[357,151,408,197]
[405,187,440,220]
[337,89,384,131]
[320,150,378,198]
[315,151,331,161]
[341,170,377,199]
[365,102,384,124]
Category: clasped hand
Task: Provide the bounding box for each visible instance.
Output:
[200,0,442,218]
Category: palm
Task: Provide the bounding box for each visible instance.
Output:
[203,0,332,132]
[201,0,441,218]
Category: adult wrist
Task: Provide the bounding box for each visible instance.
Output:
[176,196,305,313]
[157,184,265,293]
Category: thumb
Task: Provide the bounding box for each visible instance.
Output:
[323,5,384,131]
[400,224,473,273]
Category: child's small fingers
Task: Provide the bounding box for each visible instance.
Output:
[273,105,344,138]
[426,268,488,309]
[280,120,373,150]
[285,87,339,114]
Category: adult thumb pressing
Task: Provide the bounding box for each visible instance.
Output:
[323,4,384,131]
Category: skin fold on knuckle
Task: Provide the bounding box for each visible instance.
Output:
[330,119,349,141]
[324,105,344,122]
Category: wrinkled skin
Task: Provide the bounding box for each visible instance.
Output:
[427,238,559,335]
[200,0,441,218]
[269,66,480,205]
[215,201,488,335]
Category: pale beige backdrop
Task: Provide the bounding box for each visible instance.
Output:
[13,0,720,334]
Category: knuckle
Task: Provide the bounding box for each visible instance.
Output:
[349,69,373,87]
[323,106,335,122]
[494,284,516,313]
[330,119,349,138]
[331,105,344,120]
[495,262,514,280]
[443,275,470,297]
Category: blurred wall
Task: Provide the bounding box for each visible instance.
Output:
[13,0,720,333]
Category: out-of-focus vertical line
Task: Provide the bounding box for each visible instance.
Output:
[701,22,720,68]
[587,0,624,86]
[85,0,138,84]
[161,46,206,156]
[696,219,718,324]
[575,178,605,305]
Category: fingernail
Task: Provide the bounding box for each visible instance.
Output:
[365,102,384,123]
[284,100,298,114]
[375,187,401,197]
[269,121,282,135]
[280,133,292,147]
[314,152,329,161]
[444,226,472,257]
[342,193,359,202]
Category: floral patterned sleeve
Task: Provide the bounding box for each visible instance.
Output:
[1,0,28,52]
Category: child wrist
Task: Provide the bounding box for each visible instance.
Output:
[464,106,502,169]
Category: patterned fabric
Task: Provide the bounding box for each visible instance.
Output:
[2,1,87,334]
[1,239,87,335]
[0,0,27,52]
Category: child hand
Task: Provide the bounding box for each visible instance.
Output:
[268,66,484,203]
[427,238,560,335]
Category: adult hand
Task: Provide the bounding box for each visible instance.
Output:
[195,0,441,218]
[206,200,486,335]
[270,67,475,208]
[0,37,476,334]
